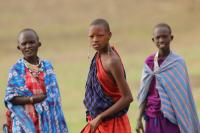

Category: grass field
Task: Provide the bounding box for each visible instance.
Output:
[0,0,200,132]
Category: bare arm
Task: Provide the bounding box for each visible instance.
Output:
[137,100,146,121]
[136,101,146,133]
[11,94,46,105]
[98,57,133,119]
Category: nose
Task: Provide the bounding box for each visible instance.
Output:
[93,36,99,42]
[25,43,32,49]
[158,37,164,43]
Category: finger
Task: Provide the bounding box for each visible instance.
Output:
[90,127,94,133]
[136,128,140,133]
[141,125,144,133]
[89,123,94,133]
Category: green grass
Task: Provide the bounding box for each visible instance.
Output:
[0,1,200,132]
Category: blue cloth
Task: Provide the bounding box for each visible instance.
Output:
[4,59,68,133]
[138,52,200,133]
[83,54,128,121]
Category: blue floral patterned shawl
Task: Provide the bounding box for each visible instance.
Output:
[4,59,68,133]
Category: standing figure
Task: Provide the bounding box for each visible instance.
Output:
[4,28,68,133]
[81,19,133,133]
[136,23,200,133]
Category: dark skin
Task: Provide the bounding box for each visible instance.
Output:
[152,26,173,58]
[11,30,46,105]
[88,24,133,132]
[136,26,173,133]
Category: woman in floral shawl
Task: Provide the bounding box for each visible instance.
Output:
[4,28,68,133]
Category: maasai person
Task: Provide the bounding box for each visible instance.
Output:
[4,28,68,133]
[136,23,200,133]
[81,19,133,133]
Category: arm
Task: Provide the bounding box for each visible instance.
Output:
[136,101,146,133]
[99,58,133,118]
[90,56,133,131]
[11,94,46,105]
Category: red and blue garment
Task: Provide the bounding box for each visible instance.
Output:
[82,51,132,133]
[4,59,68,133]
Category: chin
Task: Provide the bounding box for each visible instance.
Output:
[24,55,37,59]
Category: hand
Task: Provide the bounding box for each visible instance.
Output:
[89,115,102,132]
[32,94,47,104]
[136,119,144,133]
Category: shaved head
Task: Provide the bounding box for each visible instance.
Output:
[154,23,172,34]
[90,18,110,32]
[18,28,39,42]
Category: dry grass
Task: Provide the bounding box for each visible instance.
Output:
[0,0,200,132]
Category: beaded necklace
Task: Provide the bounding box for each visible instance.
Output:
[24,59,42,78]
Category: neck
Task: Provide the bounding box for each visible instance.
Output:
[24,56,39,65]
[98,44,111,55]
[158,49,170,58]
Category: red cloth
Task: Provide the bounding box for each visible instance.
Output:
[96,54,122,101]
[6,110,12,133]
[25,68,46,95]
[24,68,46,133]
[82,48,132,133]
[81,114,132,133]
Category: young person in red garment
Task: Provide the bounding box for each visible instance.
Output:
[81,19,133,133]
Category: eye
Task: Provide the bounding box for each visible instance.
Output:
[29,40,36,44]
[89,35,94,39]
[162,35,168,39]
[155,36,160,40]
[97,34,104,37]
[21,42,26,46]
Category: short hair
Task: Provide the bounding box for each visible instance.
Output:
[90,18,110,32]
[18,28,39,41]
[154,23,172,34]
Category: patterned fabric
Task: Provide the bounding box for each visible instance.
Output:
[138,52,200,133]
[4,59,68,133]
[144,54,179,132]
[83,54,128,120]
[25,68,46,95]
[144,54,163,118]
[24,68,46,133]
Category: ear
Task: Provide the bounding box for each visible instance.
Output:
[17,45,20,50]
[38,42,42,47]
[108,32,112,39]
[171,35,174,41]
[152,37,154,42]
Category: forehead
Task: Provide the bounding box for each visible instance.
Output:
[153,26,171,36]
[18,31,38,43]
[88,25,107,34]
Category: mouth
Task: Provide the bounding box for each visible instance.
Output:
[92,44,99,48]
[158,43,168,47]
[25,49,34,54]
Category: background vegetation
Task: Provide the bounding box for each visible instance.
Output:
[0,0,200,132]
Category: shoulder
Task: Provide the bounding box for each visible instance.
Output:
[9,59,24,72]
[144,53,155,69]
[171,52,186,63]
[145,53,155,64]
[41,59,54,68]
[108,51,121,66]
